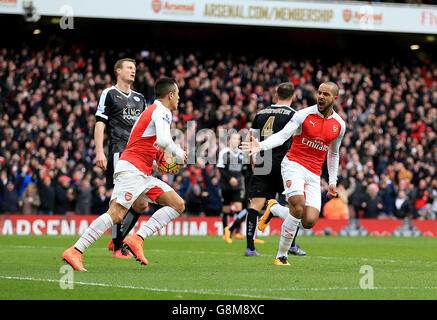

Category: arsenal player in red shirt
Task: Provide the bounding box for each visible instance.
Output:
[62,78,187,271]
[242,82,346,266]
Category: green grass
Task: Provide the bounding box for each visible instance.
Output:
[0,235,437,300]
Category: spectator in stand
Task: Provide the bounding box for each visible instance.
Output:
[360,183,384,219]
[393,189,413,220]
[337,177,356,218]
[75,178,93,215]
[346,153,363,173]
[349,171,368,219]
[394,162,413,186]
[379,177,396,219]
[0,180,19,214]
[412,178,432,220]
[19,183,40,214]
[92,185,110,215]
[16,164,33,199]
[430,178,437,220]
[36,173,55,215]
[54,175,72,215]
[185,184,205,216]
[173,170,191,199]
[201,166,222,217]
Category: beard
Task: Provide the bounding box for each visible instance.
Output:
[317,100,333,113]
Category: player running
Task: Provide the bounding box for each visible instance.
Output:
[62,77,187,271]
[242,82,345,266]
[94,58,148,258]
[244,82,305,257]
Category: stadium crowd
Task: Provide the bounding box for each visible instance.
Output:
[0,45,436,220]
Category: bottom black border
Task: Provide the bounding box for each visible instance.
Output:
[1,300,434,318]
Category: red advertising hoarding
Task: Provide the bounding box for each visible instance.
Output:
[1,215,437,237]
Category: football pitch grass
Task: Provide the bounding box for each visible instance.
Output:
[1,235,437,300]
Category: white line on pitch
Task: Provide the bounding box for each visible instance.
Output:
[2,244,436,265]
[0,275,291,300]
[1,275,437,295]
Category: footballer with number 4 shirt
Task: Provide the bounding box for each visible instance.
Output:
[242,82,346,266]
[62,77,187,271]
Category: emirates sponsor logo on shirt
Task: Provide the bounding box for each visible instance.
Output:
[301,137,329,151]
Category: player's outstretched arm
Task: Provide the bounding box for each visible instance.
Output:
[242,120,298,155]
[240,137,260,156]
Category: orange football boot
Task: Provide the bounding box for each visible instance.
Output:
[123,234,149,266]
[111,248,133,259]
[62,246,87,271]
[223,226,232,244]
[258,199,278,231]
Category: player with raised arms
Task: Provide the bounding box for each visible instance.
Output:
[242,82,346,266]
[62,77,187,271]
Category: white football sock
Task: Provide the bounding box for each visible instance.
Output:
[74,213,114,253]
[276,214,301,259]
[235,208,248,220]
[270,203,289,220]
[137,206,179,239]
[271,204,305,229]
[229,208,248,229]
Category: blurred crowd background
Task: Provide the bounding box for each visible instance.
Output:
[0,6,436,220]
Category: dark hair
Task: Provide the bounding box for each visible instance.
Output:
[114,58,136,78]
[276,82,295,100]
[154,77,177,99]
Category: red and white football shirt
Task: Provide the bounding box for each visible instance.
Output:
[259,105,346,186]
[286,105,345,177]
[115,100,184,176]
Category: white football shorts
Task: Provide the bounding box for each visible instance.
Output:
[111,170,174,209]
[281,158,321,211]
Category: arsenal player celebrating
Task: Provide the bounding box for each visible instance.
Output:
[62,77,187,271]
[242,82,346,266]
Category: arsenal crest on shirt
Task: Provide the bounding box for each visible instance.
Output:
[125,192,133,201]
